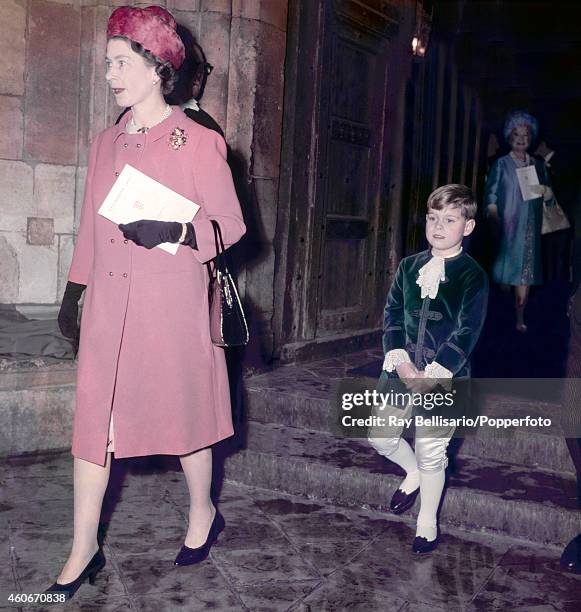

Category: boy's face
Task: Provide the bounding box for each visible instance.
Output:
[425,204,475,256]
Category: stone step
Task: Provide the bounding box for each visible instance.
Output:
[1,362,574,479]
[0,366,75,456]
[222,421,580,548]
[244,378,576,475]
[3,362,579,547]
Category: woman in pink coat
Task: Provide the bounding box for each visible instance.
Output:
[48,6,245,599]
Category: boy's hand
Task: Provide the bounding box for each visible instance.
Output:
[396,362,419,380]
[487,204,499,219]
[487,206,501,242]
[529,184,547,197]
[403,372,438,394]
[397,363,428,393]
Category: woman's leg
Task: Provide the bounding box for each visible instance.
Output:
[179,448,215,548]
[515,285,530,331]
[58,454,111,583]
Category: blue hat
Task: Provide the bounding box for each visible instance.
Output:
[503,111,538,143]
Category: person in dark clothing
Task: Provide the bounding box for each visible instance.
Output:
[536,140,572,283]
[174,40,224,136]
[560,180,581,574]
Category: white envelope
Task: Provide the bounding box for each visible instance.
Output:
[516,165,540,202]
[97,164,200,255]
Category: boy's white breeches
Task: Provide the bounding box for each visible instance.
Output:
[367,403,455,472]
[368,434,452,472]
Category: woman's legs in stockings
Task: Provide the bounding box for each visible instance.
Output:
[58,454,111,583]
[179,447,215,548]
[515,285,530,331]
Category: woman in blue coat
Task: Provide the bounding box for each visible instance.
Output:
[485,111,554,332]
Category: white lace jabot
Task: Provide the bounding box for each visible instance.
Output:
[416,248,462,299]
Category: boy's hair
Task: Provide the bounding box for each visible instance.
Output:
[427,184,477,220]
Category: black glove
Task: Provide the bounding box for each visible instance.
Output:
[118,220,197,250]
[58,281,86,352]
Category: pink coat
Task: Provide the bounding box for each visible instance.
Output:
[69,108,245,465]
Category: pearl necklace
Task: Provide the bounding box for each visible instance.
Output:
[510,151,529,168]
[130,104,172,134]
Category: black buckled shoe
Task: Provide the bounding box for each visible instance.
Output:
[560,534,581,574]
[412,535,439,554]
[389,487,420,515]
[174,511,225,566]
[45,548,105,600]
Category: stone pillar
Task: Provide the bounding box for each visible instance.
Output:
[228,0,288,365]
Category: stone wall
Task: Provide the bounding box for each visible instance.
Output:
[0,0,79,305]
[0,0,288,363]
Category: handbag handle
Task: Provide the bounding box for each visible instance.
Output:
[206,220,230,279]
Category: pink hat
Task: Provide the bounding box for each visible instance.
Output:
[107,5,185,70]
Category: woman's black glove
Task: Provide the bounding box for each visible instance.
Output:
[58,281,86,352]
[118,220,197,250]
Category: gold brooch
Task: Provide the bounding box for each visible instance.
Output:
[169,127,187,150]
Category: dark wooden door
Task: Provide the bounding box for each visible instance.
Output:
[310,0,392,338]
[274,0,399,361]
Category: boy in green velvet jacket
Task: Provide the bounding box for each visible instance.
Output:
[368,184,489,553]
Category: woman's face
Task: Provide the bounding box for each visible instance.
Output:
[509,126,531,155]
[105,38,158,107]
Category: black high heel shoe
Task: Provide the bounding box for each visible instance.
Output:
[174,511,225,566]
[46,549,105,600]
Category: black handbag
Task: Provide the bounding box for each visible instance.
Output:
[206,220,249,347]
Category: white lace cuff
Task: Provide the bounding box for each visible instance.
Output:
[424,361,453,390]
[424,361,453,378]
[383,349,411,372]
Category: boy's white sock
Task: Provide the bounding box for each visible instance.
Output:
[416,468,446,541]
[388,438,420,493]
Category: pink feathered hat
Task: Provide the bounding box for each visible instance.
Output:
[107,5,185,70]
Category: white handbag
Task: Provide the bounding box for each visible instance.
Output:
[541,200,570,235]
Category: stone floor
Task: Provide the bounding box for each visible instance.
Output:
[2,453,580,611]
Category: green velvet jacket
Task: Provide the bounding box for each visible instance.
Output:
[383,250,489,377]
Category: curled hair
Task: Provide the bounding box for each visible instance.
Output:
[427,184,477,220]
[111,36,177,95]
[503,111,538,144]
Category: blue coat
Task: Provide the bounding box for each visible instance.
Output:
[485,154,554,285]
